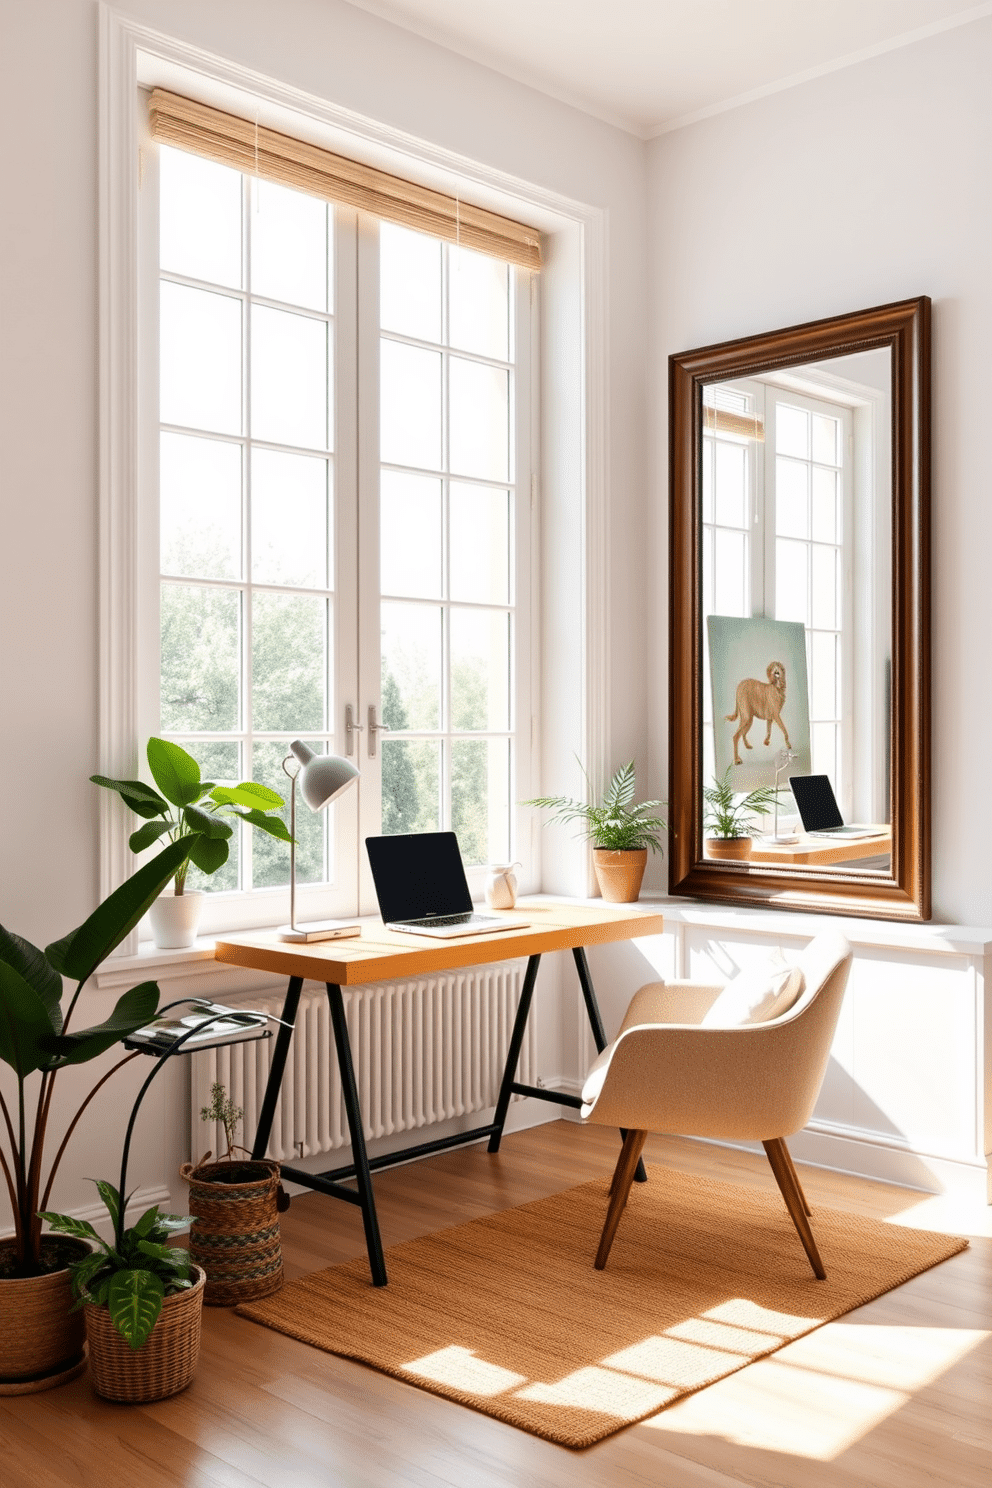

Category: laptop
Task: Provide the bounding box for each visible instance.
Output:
[366,831,529,938]
[789,775,881,839]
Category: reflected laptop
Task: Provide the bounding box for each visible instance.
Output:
[789,775,880,839]
[366,832,528,938]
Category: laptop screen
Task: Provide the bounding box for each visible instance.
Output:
[789,774,844,832]
[365,832,474,923]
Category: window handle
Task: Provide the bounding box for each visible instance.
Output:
[367,704,390,758]
[344,703,364,757]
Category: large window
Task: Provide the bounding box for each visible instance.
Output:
[145,140,534,928]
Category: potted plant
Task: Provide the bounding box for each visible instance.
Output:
[180,1082,285,1306]
[0,837,192,1392]
[524,761,667,902]
[92,737,292,948]
[704,768,781,860]
[39,1181,205,1402]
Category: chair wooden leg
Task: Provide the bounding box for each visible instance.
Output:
[596,1130,647,1270]
[780,1139,812,1217]
[762,1138,826,1279]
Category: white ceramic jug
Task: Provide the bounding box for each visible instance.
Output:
[484,862,520,910]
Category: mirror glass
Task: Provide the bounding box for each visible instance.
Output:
[669,299,930,921]
[702,348,891,875]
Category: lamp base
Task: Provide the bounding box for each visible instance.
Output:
[277,920,362,943]
[759,832,800,845]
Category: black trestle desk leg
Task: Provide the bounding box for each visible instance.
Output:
[487,953,541,1153]
[572,945,647,1185]
[251,975,303,1162]
[326,982,387,1287]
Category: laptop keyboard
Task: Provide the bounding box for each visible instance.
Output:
[406,913,477,928]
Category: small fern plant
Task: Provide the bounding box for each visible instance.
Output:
[39,1181,194,1349]
[524,761,667,854]
[704,769,781,839]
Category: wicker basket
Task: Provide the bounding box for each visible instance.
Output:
[0,1238,89,1392]
[180,1159,285,1306]
[83,1265,205,1403]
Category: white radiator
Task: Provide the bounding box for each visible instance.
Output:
[191,965,535,1163]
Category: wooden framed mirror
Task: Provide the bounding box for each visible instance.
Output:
[669,298,930,921]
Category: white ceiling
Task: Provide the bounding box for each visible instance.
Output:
[344,0,992,135]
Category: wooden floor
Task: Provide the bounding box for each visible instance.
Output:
[1,1120,989,1486]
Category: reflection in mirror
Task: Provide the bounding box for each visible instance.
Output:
[669,298,930,921]
[702,349,892,875]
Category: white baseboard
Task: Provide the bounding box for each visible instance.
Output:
[18,1185,179,1245]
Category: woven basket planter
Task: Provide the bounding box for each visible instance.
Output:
[180,1159,285,1306]
[0,1237,90,1394]
[83,1265,205,1403]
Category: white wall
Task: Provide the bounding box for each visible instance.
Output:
[646,16,992,925]
[0,0,647,1222]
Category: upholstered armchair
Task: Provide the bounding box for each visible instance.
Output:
[581,930,853,1279]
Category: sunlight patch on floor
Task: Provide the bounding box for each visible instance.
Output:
[403,1346,526,1396]
[883,1190,992,1239]
[643,1324,989,1459]
[515,1365,677,1417]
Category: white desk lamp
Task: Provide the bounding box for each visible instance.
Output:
[762,747,800,844]
[278,740,359,942]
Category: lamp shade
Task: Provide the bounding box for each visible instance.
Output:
[289,740,359,811]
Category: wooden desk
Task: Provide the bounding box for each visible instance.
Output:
[214,901,664,1285]
[749,827,891,867]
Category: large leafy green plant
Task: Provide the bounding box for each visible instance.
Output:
[92,737,291,893]
[524,761,667,853]
[704,768,781,839]
[0,838,191,1275]
[39,1181,193,1349]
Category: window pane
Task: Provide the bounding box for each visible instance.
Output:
[251,739,324,887]
[251,306,329,450]
[812,413,839,466]
[811,545,838,629]
[450,609,510,731]
[160,146,241,289]
[776,458,809,538]
[380,471,442,598]
[812,466,839,543]
[250,177,329,312]
[160,282,242,435]
[251,449,330,589]
[776,538,808,623]
[450,484,510,604]
[160,583,240,733]
[380,602,441,730]
[380,340,442,470]
[180,740,241,893]
[810,631,838,719]
[812,721,837,783]
[251,593,327,733]
[712,528,747,617]
[380,223,441,343]
[776,404,809,458]
[713,441,747,529]
[452,739,509,864]
[449,246,509,361]
[161,433,242,580]
[381,738,439,834]
[449,359,509,482]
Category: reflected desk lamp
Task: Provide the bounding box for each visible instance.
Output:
[278,740,359,943]
[762,747,800,844]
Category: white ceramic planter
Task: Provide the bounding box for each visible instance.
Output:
[149,890,203,949]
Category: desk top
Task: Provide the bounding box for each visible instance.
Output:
[213,900,665,986]
[748,826,891,867]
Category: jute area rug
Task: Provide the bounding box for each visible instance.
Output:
[236,1164,966,1449]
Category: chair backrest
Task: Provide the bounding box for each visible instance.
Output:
[768,929,853,1133]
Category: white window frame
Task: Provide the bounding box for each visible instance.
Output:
[99,6,610,952]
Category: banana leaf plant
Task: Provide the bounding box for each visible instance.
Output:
[39,1181,193,1349]
[92,737,292,894]
[0,837,194,1275]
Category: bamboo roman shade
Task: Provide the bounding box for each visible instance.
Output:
[147,89,542,272]
[703,405,765,441]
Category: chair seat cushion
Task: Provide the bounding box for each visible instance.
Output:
[699,952,804,1027]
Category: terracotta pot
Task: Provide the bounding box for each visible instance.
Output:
[149,889,203,948]
[0,1236,90,1394]
[705,836,752,861]
[83,1265,206,1403]
[592,848,648,902]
